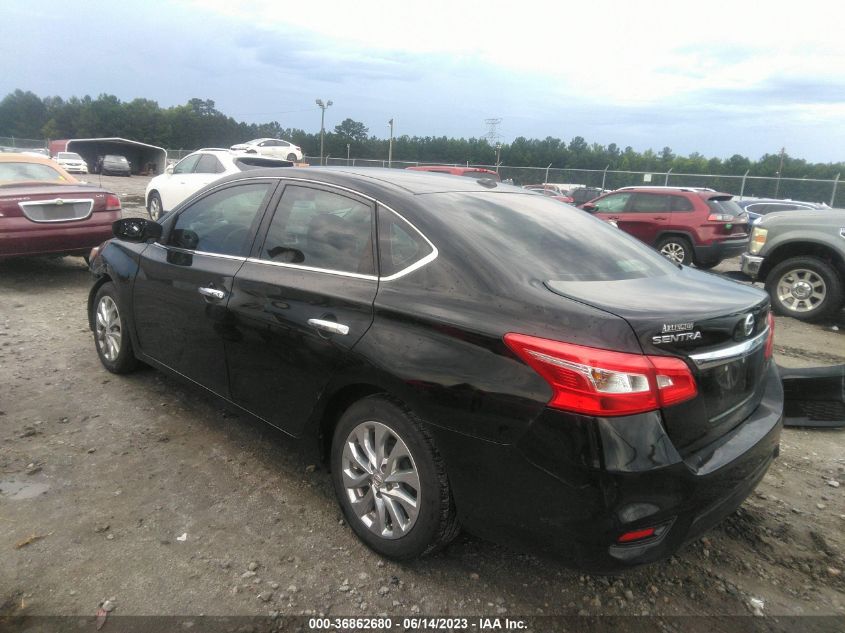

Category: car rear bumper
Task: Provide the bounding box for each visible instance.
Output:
[0,211,120,259]
[740,252,764,279]
[431,361,782,571]
[693,237,750,265]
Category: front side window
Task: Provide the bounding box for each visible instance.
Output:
[173,154,200,174]
[591,192,631,213]
[260,185,375,275]
[169,183,271,256]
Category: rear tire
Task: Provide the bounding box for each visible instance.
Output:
[656,236,693,266]
[93,282,138,374]
[766,256,843,322]
[287,153,297,161]
[331,395,459,559]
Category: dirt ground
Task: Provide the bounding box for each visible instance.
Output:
[1,175,844,623]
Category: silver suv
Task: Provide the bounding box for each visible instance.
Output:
[741,209,845,321]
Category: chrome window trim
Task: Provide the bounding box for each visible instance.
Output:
[152,241,247,262]
[688,327,769,369]
[18,198,94,223]
[245,257,378,281]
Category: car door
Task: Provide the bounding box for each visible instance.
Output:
[131,180,277,395]
[622,192,672,244]
[160,154,201,210]
[224,182,378,436]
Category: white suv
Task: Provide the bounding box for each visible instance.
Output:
[145,149,291,220]
[229,138,303,162]
[54,152,89,174]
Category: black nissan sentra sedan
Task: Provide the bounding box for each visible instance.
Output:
[87,168,783,570]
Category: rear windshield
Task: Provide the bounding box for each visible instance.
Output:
[428,192,678,281]
[0,161,70,183]
[105,155,128,162]
[706,197,743,216]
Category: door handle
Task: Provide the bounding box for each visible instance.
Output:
[198,286,226,300]
[307,318,349,336]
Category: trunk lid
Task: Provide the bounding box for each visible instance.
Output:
[545,267,771,455]
[0,184,110,221]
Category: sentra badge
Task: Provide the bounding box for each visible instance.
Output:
[653,321,701,344]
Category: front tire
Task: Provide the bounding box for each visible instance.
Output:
[766,256,843,321]
[331,395,459,559]
[656,236,693,266]
[93,282,138,374]
[147,192,163,221]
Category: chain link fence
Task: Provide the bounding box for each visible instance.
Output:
[0,136,49,152]
[311,157,842,207]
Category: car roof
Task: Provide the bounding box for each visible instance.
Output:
[614,186,729,198]
[216,166,525,197]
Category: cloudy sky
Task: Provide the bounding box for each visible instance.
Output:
[4,0,844,162]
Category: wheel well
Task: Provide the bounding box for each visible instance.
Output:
[317,383,387,464]
[87,274,113,330]
[654,232,693,247]
[760,242,845,280]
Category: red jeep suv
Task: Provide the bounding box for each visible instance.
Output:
[583,187,750,268]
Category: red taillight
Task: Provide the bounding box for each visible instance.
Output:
[617,527,656,543]
[707,213,734,222]
[764,312,775,360]
[105,194,121,211]
[503,334,698,416]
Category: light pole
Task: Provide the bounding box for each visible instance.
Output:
[346,143,351,165]
[494,142,501,174]
[388,118,394,168]
[315,98,333,165]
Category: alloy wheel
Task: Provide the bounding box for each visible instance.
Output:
[776,268,827,313]
[95,296,122,361]
[341,420,421,539]
[660,242,686,264]
[149,196,162,221]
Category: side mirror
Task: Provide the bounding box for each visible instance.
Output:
[582,203,597,212]
[166,165,174,175]
[112,218,162,243]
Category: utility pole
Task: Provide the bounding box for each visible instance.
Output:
[315,99,333,165]
[346,143,351,165]
[774,146,785,198]
[388,118,394,168]
[495,142,501,174]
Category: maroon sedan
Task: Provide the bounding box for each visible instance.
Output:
[0,154,122,261]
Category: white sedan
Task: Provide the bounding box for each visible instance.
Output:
[229,138,303,162]
[145,149,291,220]
[54,152,89,173]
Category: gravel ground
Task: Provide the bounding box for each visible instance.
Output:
[1,175,844,622]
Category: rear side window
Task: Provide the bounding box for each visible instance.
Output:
[195,155,225,174]
[706,197,743,217]
[260,185,375,275]
[629,193,670,212]
[670,195,694,211]
[378,207,434,277]
[169,183,270,256]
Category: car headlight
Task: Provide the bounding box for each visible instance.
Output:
[749,227,768,255]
